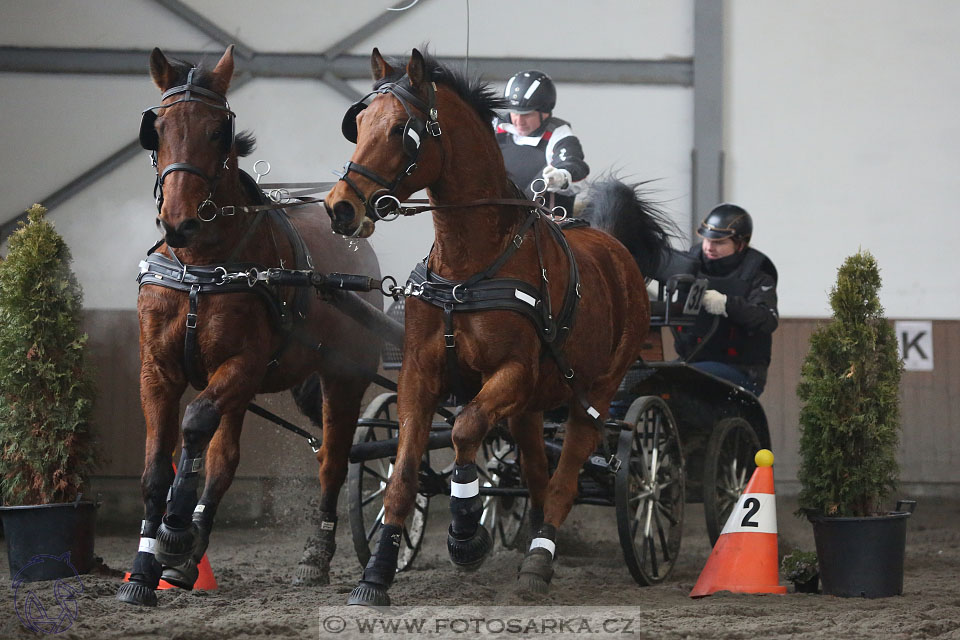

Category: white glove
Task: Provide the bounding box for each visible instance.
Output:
[542,165,571,191]
[702,290,728,316]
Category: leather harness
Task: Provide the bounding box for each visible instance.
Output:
[137,171,313,390]
[404,210,602,425]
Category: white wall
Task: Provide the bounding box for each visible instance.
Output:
[0,0,694,309]
[726,0,960,319]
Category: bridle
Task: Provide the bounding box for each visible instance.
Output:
[140,68,236,222]
[337,76,442,228]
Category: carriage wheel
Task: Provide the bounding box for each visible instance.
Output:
[477,432,528,550]
[703,416,761,546]
[347,393,429,572]
[615,396,685,586]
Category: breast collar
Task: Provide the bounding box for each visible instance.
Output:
[137,171,314,389]
[404,208,591,406]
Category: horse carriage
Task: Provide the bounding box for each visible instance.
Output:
[346,260,772,588]
[119,44,768,608]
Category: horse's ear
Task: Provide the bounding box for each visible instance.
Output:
[210,45,235,95]
[149,47,176,91]
[371,48,394,81]
[406,48,426,89]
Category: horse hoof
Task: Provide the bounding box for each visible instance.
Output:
[347,581,391,607]
[516,571,551,595]
[517,547,554,595]
[161,559,198,590]
[116,580,158,607]
[292,562,329,586]
[155,519,197,566]
[447,525,492,571]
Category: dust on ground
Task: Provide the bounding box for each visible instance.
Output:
[1,496,958,639]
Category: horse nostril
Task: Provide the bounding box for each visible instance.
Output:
[177,219,201,237]
[332,201,356,226]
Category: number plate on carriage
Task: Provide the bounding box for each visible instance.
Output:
[682,279,708,315]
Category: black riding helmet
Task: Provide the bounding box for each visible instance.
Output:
[697,204,753,244]
[504,70,556,114]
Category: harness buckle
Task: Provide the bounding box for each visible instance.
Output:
[220,205,236,216]
[426,120,441,137]
[185,313,198,330]
[405,163,418,176]
[513,234,523,249]
[444,333,456,348]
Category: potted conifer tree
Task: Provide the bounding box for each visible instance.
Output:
[0,204,98,582]
[796,249,912,597]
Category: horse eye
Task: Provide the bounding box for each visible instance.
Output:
[210,128,222,141]
[391,124,404,137]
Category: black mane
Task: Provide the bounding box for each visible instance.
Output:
[163,56,256,157]
[374,51,508,124]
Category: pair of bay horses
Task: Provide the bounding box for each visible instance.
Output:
[117,45,673,607]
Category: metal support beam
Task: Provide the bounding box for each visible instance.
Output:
[0,47,693,86]
[2,75,253,242]
[1,142,144,241]
[152,0,256,60]
[692,0,725,236]
[323,0,435,60]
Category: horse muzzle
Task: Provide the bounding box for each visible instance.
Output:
[157,216,201,248]
[325,199,372,238]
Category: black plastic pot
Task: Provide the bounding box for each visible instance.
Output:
[793,574,820,594]
[0,500,97,581]
[808,503,914,598]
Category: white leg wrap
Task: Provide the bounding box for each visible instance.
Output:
[138,537,157,554]
[529,537,556,558]
[450,478,479,498]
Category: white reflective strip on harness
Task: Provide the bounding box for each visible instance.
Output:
[587,406,600,420]
[450,478,479,498]
[529,537,556,557]
[720,493,777,535]
[139,537,157,554]
[524,79,541,100]
[514,289,537,307]
[406,127,421,146]
[193,504,205,514]
[320,521,336,531]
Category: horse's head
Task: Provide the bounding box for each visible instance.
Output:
[325,48,445,238]
[143,46,238,248]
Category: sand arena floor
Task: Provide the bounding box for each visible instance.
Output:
[1,494,958,639]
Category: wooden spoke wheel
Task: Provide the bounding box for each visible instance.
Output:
[477,432,528,550]
[703,416,761,546]
[615,396,685,586]
[347,393,429,572]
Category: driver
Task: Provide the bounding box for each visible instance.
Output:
[495,70,589,214]
[673,204,779,395]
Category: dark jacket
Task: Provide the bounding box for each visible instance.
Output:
[674,246,779,384]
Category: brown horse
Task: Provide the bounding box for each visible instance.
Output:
[325,48,673,606]
[116,46,382,606]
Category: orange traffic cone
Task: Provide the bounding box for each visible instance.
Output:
[123,554,217,591]
[690,449,787,597]
[123,460,218,590]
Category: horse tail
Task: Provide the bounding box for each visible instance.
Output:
[579,178,679,278]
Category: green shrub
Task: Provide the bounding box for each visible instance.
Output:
[780,549,818,583]
[0,204,96,505]
[796,250,902,517]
